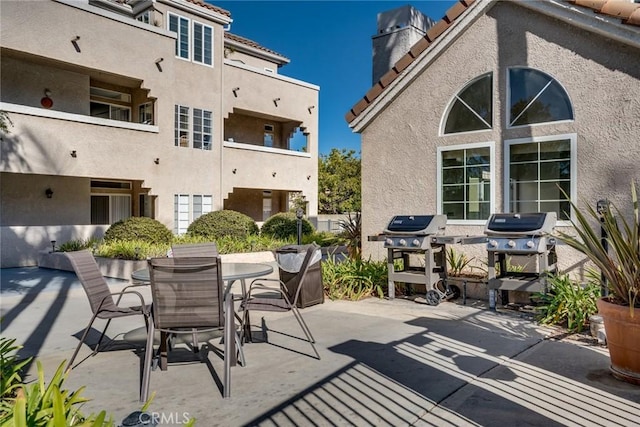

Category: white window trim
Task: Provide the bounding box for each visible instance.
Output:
[90,101,131,121]
[168,12,191,62]
[506,66,575,129]
[192,19,214,67]
[439,72,494,137]
[175,104,190,147]
[437,141,496,225]
[193,108,213,150]
[503,133,577,226]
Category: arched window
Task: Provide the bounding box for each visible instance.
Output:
[508,67,573,127]
[442,73,493,135]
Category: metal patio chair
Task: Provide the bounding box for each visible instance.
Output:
[65,250,150,373]
[240,243,321,359]
[171,242,218,258]
[141,256,236,402]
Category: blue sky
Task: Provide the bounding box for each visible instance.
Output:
[215,0,457,156]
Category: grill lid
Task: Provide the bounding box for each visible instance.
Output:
[384,215,447,235]
[485,212,556,235]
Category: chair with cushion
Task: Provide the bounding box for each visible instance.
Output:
[240,243,321,359]
[65,250,150,373]
[171,242,218,258]
[141,256,235,402]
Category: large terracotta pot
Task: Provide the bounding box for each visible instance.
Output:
[596,297,640,385]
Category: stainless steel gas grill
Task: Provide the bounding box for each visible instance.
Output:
[484,212,558,310]
[383,215,448,301]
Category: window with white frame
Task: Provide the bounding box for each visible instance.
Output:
[442,72,493,135]
[508,67,573,127]
[264,124,274,147]
[193,195,212,220]
[505,134,576,221]
[168,14,213,66]
[262,191,272,221]
[174,194,213,234]
[175,105,213,149]
[175,105,190,147]
[438,143,494,223]
[174,194,190,234]
[168,13,190,60]
[193,109,212,150]
[193,21,213,66]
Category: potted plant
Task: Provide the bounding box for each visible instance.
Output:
[556,182,639,385]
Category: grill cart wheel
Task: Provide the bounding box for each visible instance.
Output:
[425,290,441,306]
[445,284,461,300]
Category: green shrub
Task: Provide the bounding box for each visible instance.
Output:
[303,231,344,247]
[215,234,293,254]
[1,337,31,402]
[57,238,101,253]
[103,217,172,245]
[322,256,386,301]
[187,210,259,240]
[261,212,314,240]
[535,274,600,333]
[95,240,170,260]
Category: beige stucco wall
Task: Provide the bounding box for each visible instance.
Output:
[359,1,640,277]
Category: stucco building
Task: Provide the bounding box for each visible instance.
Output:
[347,0,640,274]
[0,0,319,267]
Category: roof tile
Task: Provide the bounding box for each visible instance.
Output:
[351,98,370,116]
[446,1,471,23]
[600,0,640,20]
[628,7,640,25]
[345,110,357,123]
[186,0,231,17]
[425,19,452,42]
[365,84,384,103]
[393,53,414,73]
[224,32,288,60]
[379,68,400,88]
[409,37,431,58]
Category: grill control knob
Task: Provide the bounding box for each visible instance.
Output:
[488,240,498,248]
[526,240,535,249]
[412,239,421,247]
[398,239,407,246]
[385,238,393,246]
[507,240,516,248]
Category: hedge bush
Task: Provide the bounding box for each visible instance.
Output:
[261,212,314,239]
[187,210,259,240]
[103,217,173,245]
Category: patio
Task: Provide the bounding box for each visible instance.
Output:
[2,267,639,426]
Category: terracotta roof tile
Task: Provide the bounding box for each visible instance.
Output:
[409,37,431,58]
[629,7,640,25]
[224,32,288,60]
[446,1,471,23]
[365,83,384,103]
[379,68,400,88]
[393,53,414,73]
[187,0,231,17]
[346,0,640,125]
[425,19,452,42]
[569,0,640,23]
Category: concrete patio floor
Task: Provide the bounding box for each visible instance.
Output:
[1,267,639,426]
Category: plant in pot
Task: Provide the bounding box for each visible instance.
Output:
[555,182,639,385]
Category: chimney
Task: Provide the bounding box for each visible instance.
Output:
[371,5,436,84]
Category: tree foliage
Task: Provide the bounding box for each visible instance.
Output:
[318,148,361,214]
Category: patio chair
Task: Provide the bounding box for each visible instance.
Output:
[65,250,150,373]
[171,242,218,258]
[240,243,321,359]
[141,256,236,402]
